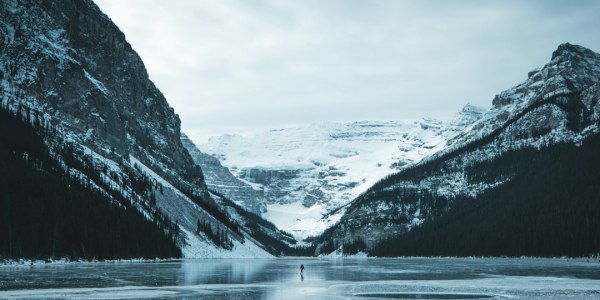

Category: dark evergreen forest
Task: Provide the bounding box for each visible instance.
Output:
[0,105,182,260]
[196,218,234,250]
[371,133,600,257]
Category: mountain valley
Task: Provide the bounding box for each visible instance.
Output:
[1,0,599,260]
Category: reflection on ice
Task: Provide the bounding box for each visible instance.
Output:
[181,259,270,285]
[0,258,599,299]
[181,258,327,286]
[354,293,495,299]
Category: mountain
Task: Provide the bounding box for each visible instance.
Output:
[182,134,305,255]
[181,133,265,214]
[0,0,284,258]
[200,107,484,238]
[1,0,206,195]
[311,43,600,257]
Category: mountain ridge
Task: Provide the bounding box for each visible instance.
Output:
[311,42,600,256]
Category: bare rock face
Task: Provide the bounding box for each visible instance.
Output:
[0,0,208,198]
[181,133,266,213]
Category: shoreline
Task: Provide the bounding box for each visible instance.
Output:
[0,258,179,267]
[2,255,598,267]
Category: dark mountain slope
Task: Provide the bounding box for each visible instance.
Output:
[0,106,181,260]
[372,133,600,257]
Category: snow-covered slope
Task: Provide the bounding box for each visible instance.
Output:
[0,0,271,258]
[199,106,484,237]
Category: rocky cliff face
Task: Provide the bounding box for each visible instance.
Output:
[181,133,266,213]
[0,0,207,196]
[314,43,600,255]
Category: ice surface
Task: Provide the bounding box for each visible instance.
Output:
[1,258,599,299]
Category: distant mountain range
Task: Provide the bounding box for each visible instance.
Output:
[196,105,484,237]
[1,0,598,259]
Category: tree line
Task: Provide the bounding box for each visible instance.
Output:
[0,103,182,260]
[371,133,600,257]
[196,219,233,250]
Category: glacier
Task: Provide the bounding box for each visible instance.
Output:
[198,104,484,238]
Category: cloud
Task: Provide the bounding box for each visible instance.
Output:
[94,0,600,143]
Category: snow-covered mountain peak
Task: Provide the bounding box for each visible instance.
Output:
[449,103,486,126]
[445,43,600,149]
[417,118,443,130]
[551,42,599,61]
[493,43,600,109]
[459,103,487,115]
[199,112,483,238]
[440,103,487,142]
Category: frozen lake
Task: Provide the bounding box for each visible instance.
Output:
[1,258,599,299]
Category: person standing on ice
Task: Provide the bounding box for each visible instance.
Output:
[300,264,305,274]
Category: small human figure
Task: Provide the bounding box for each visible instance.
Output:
[300,264,304,274]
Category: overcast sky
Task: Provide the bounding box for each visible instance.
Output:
[95,0,600,143]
